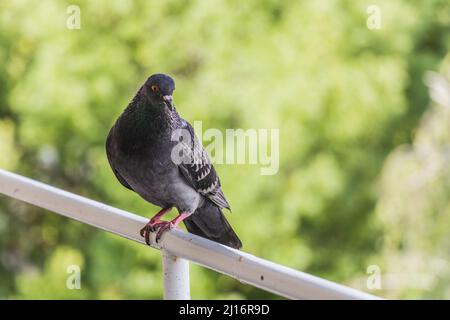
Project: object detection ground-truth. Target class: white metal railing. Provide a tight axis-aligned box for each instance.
[0,168,380,300]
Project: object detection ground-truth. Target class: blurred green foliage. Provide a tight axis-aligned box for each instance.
[0,0,449,299]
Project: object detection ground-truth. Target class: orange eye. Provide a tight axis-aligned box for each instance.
[151,85,159,93]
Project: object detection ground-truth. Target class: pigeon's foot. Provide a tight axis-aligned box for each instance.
[147,207,173,231]
[140,207,172,245]
[154,221,174,243]
[152,211,193,244]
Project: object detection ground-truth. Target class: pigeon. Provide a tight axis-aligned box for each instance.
[106,73,242,249]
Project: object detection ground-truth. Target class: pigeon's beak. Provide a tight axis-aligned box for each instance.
[163,95,174,110]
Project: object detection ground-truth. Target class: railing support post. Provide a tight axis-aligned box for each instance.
[162,250,190,300]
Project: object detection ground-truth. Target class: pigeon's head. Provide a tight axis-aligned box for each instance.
[143,73,176,110]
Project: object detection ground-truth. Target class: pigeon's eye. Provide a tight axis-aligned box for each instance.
[151,85,159,93]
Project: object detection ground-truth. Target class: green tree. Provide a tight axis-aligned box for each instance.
[371,58,450,299]
[0,0,449,299]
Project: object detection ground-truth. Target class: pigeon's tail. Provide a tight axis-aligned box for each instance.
[183,200,242,249]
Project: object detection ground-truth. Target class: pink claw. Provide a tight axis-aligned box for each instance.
[140,207,172,245]
[140,210,191,245]
[154,221,174,243]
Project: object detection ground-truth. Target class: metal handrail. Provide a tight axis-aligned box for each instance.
[0,168,380,300]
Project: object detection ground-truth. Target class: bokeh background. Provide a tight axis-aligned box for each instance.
[1,0,450,299]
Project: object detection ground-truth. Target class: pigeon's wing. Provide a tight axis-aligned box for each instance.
[177,121,231,210]
[106,128,133,191]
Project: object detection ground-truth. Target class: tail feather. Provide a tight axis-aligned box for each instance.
[183,200,242,249]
